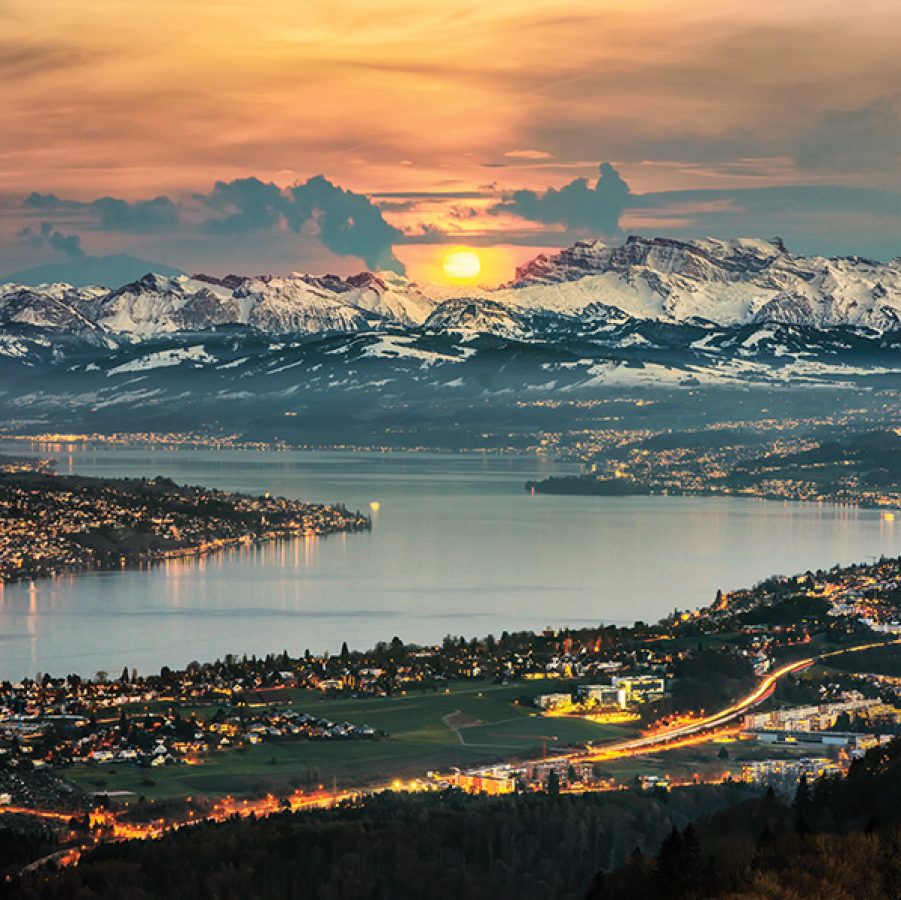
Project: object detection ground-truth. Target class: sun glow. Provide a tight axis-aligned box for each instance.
[442,248,482,282]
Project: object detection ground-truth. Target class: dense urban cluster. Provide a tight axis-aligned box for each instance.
[0,556,897,798]
[0,465,370,584]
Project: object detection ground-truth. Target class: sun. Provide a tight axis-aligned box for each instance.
[442,248,482,282]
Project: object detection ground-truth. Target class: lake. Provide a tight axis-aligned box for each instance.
[0,443,897,681]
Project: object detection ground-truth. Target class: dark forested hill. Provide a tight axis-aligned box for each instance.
[590,737,901,900]
[7,740,901,900]
[5,785,754,900]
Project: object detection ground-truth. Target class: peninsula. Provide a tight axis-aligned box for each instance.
[0,463,370,585]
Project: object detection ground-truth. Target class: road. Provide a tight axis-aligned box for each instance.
[4,637,897,873]
[563,639,899,765]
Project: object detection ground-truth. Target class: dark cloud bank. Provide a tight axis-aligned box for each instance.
[9,159,901,285]
[23,174,405,273]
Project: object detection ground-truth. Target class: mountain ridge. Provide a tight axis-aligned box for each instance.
[1,237,899,415]
[3,236,901,342]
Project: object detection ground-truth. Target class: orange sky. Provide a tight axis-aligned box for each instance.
[2,0,900,280]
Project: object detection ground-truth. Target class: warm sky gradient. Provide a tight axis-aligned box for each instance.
[2,0,901,283]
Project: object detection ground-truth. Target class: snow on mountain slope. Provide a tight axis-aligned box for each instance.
[0,283,113,347]
[503,236,901,329]
[335,271,436,324]
[423,297,534,339]
[0,283,104,330]
[2,238,900,355]
[73,274,244,338]
[106,345,215,375]
[59,270,436,340]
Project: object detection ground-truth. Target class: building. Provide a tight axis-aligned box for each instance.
[611,675,666,705]
[449,767,517,795]
[578,684,628,709]
[743,698,882,733]
[535,692,572,711]
[741,756,841,786]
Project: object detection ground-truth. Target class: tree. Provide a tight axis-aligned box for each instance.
[794,775,812,833]
[545,770,560,797]
[655,825,702,899]
[585,870,608,900]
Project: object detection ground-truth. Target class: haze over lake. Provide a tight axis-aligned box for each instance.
[0,444,897,681]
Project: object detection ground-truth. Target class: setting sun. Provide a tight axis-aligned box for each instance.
[442,248,482,282]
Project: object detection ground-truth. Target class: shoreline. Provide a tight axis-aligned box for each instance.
[0,467,371,588]
[0,433,554,458]
[0,522,371,590]
[526,475,901,514]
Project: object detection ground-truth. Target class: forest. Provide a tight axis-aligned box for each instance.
[6,738,901,899]
[591,736,901,899]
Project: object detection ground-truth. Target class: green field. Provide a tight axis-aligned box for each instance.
[64,681,639,801]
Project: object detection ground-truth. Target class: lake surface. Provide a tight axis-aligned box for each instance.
[0,443,898,681]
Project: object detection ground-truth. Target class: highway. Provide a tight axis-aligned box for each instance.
[565,638,899,765]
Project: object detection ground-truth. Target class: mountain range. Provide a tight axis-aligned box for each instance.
[1,236,899,436]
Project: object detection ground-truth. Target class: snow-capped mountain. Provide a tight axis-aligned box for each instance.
[501,236,901,330]
[62,270,437,340]
[422,297,536,339]
[3,236,900,342]
[0,283,103,330]
[0,237,899,419]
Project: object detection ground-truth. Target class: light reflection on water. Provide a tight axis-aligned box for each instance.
[0,443,896,680]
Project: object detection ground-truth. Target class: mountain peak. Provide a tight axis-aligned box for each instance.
[2,237,900,345]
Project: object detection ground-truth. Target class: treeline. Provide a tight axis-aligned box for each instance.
[589,737,901,899]
[0,821,56,880]
[4,784,755,900]
[7,746,901,899]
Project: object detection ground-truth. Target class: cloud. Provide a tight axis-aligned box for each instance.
[626,183,901,260]
[491,162,630,233]
[18,175,406,273]
[92,196,180,231]
[16,222,84,260]
[0,39,86,79]
[23,192,83,212]
[445,166,901,260]
[503,149,553,160]
[199,175,404,272]
[200,177,286,233]
[285,176,405,272]
[24,192,179,231]
[794,97,901,173]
